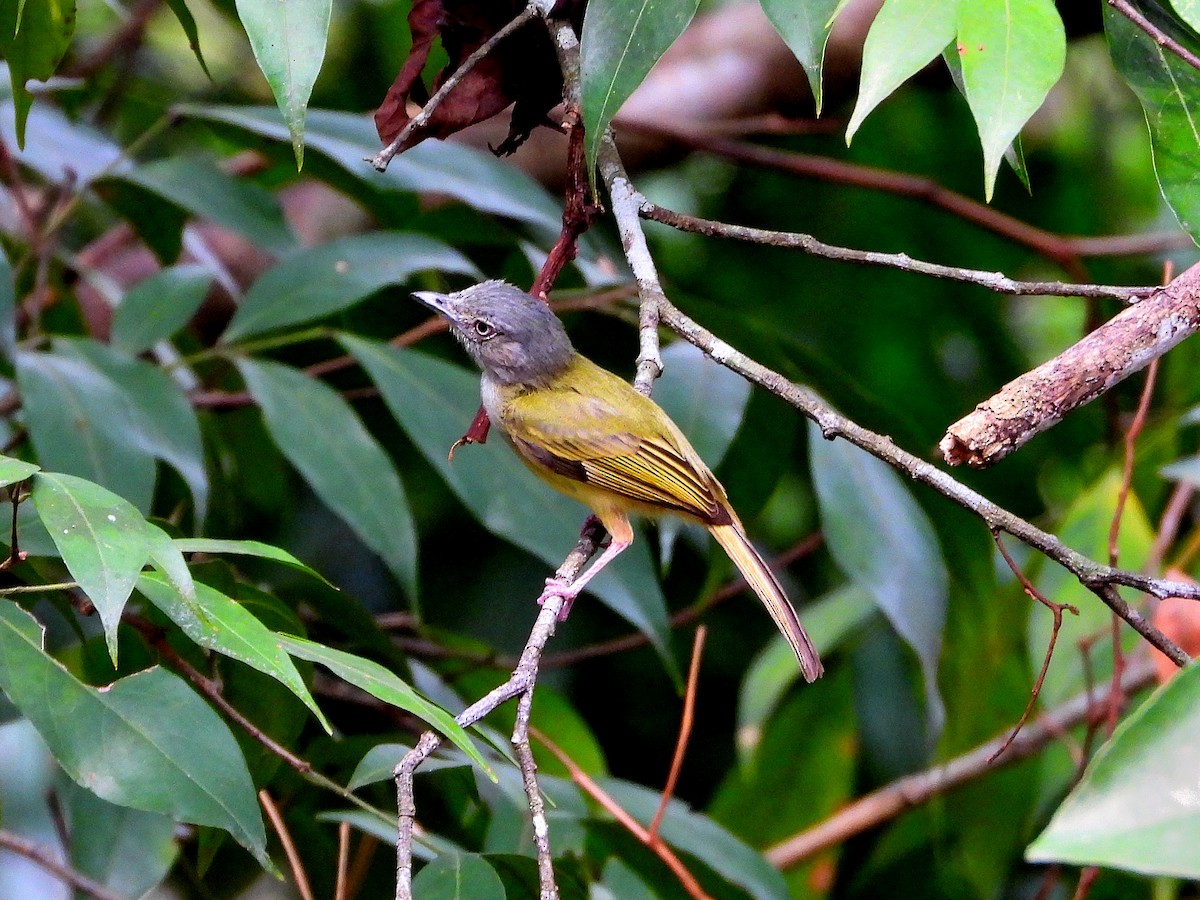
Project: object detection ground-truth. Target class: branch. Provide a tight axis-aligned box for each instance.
[0,829,126,900]
[369,4,540,172]
[766,656,1155,868]
[941,261,1200,468]
[641,203,1150,302]
[1108,0,1200,74]
[393,520,605,900]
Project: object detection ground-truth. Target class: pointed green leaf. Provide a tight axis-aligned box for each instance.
[174,537,332,586]
[1028,662,1200,877]
[1106,1,1200,242]
[655,341,751,467]
[136,571,331,733]
[760,0,843,114]
[55,339,208,524]
[348,742,411,791]
[145,523,196,607]
[809,422,948,733]
[162,0,209,77]
[105,156,294,256]
[237,358,418,596]
[0,603,268,865]
[222,233,477,343]
[234,0,331,167]
[956,0,1065,200]
[848,0,958,140]
[412,852,505,900]
[580,0,701,173]
[179,105,565,234]
[0,0,76,145]
[111,265,214,356]
[17,349,157,512]
[31,471,153,660]
[341,335,674,665]
[0,453,38,487]
[0,94,122,185]
[277,634,491,774]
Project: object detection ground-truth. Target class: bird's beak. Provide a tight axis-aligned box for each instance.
[412,290,455,320]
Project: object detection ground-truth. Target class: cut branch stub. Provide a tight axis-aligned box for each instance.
[941,260,1200,468]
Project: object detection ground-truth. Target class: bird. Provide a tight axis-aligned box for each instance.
[413,280,823,682]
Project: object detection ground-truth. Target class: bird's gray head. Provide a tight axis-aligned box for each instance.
[412,280,575,386]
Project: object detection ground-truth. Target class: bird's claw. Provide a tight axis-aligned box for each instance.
[537,576,576,621]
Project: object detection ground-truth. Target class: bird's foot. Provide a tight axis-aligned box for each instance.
[537,575,578,621]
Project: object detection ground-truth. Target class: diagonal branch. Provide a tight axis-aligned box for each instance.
[1108,0,1200,74]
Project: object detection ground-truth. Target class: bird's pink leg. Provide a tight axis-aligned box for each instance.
[538,513,633,621]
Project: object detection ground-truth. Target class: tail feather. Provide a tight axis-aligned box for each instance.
[709,524,823,682]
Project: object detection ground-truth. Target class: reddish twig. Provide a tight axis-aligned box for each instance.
[767,657,1153,868]
[0,829,124,900]
[261,790,315,900]
[335,821,351,900]
[989,531,1079,763]
[1108,0,1200,73]
[648,626,707,842]
[532,727,713,900]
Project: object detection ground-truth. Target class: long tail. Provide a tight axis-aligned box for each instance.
[709,523,823,682]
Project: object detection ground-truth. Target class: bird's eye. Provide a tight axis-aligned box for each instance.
[473,320,495,338]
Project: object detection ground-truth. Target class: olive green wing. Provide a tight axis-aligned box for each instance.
[501,380,731,525]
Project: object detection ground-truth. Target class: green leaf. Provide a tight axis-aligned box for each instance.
[1027,662,1200,877]
[599,778,790,900]
[111,265,214,355]
[222,233,478,343]
[55,339,209,524]
[31,471,154,661]
[237,358,418,597]
[277,634,492,775]
[580,0,701,174]
[760,0,842,114]
[736,584,876,763]
[174,537,332,586]
[341,336,674,665]
[956,0,1065,200]
[0,0,76,145]
[145,522,196,607]
[59,779,178,898]
[105,156,294,256]
[0,453,38,487]
[1106,1,1200,242]
[847,0,958,140]
[809,422,948,734]
[17,349,157,512]
[180,105,566,235]
[412,852,506,900]
[136,572,331,733]
[162,0,209,77]
[0,603,268,865]
[233,0,331,167]
[1170,0,1200,32]
[1029,470,1152,706]
[347,742,411,790]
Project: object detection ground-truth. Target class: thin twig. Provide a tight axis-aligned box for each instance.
[0,829,125,900]
[532,727,714,900]
[766,657,1154,868]
[336,821,352,900]
[370,5,540,171]
[989,532,1078,762]
[603,179,1197,660]
[649,626,706,842]
[1108,0,1200,73]
[393,520,605,900]
[260,790,315,900]
[641,203,1151,303]
[512,688,557,894]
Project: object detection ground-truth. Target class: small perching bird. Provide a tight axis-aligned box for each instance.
[414,280,823,682]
